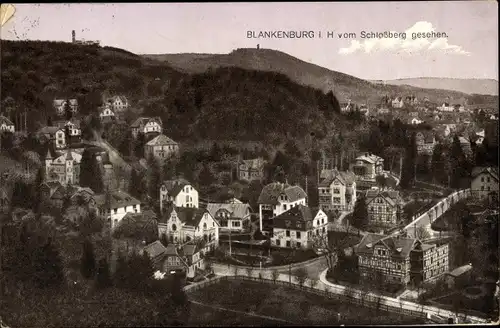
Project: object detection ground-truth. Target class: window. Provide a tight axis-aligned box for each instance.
[172,224,177,231]
[283,204,287,211]
[232,221,241,227]
[296,242,301,248]
[286,230,290,237]
[286,240,291,247]
[296,231,301,239]
[276,239,280,246]
[481,177,484,182]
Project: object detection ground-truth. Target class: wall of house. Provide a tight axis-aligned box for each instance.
[175,186,199,208]
[367,196,399,227]
[109,204,141,229]
[0,123,15,132]
[423,244,449,281]
[258,197,307,232]
[471,173,498,200]
[144,122,161,134]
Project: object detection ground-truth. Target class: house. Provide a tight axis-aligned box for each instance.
[54,119,81,144]
[160,178,199,213]
[144,134,179,161]
[0,115,15,133]
[358,104,369,116]
[365,189,404,228]
[104,95,129,112]
[131,117,163,138]
[37,126,66,149]
[410,117,424,125]
[67,185,96,207]
[470,167,499,201]
[340,100,353,113]
[44,149,82,186]
[378,107,390,115]
[439,103,453,112]
[257,182,307,235]
[158,206,219,253]
[444,264,473,289]
[40,181,67,208]
[206,202,252,232]
[355,234,449,286]
[349,153,384,181]
[453,104,465,113]
[53,99,78,117]
[415,130,436,155]
[391,97,404,108]
[238,157,266,181]
[98,104,116,123]
[404,95,418,105]
[155,243,205,278]
[318,169,357,213]
[271,205,328,249]
[94,190,142,229]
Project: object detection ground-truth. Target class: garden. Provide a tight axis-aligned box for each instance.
[187,279,424,326]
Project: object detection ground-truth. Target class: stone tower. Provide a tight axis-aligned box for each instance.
[72,30,76,43]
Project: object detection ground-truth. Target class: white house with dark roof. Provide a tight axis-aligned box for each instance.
[392,97,404,108]
[104,95,129,112]
[257,182,307,234]
[365,189,404,228]
[144,134,179,161]
[131,117,163,138]
[158,206,219,253]
[94,190,142,229]
[206,202,252,232]
[53,99,78,116]
[355,233,449,286]
[470,167,499,202]
[318,169,357,213]
[159,178,199,213]
[98,104,116,122]
[0,115,15,133]
[271,205,328,249]
[349,153,384,181]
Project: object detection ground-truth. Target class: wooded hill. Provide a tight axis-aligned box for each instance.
[1,40,356,147]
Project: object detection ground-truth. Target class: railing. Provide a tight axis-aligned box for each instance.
[186,275,429,320]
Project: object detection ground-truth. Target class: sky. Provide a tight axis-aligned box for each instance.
[1,2,498,81]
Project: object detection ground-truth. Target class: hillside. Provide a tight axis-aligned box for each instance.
[143,48,471,104]
[372,77,499,96]
[0,40,355,145]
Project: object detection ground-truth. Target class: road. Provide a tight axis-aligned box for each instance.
[209,265,487,324]
[88,130,132,173]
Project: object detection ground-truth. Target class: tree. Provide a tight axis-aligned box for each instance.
[198,163,215,187]
[113,252,129,288]
[79,149,104,193]
[271,269,279,283]
[284,139,302,158]
[400,133,417,189]
[450,135,469,189]
[129,168,143,200]
[431,143,447,185]
[165,273,191,326]
[308,229,338,271]
[147,153,161,200]
[415,225,431,240]
[32,238,65,289]
[10,179,33,210]
[351,196,369,230]
[64,99,73,120]
[32,168,45,213]
[375,174,387,190]
[294,267,308,287]
[80,238,96,279]
[95,258,112,289]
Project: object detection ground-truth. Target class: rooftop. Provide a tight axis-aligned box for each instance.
[257,182,307,205]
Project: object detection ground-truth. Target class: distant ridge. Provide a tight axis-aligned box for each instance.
[370,77,498,96]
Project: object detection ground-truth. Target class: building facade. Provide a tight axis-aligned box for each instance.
[44,149,82,186]
[0,115,15,133]
[470,167,499,201]
[238,157,266,181]
[38,126,66,149]
[257,182,307,235]
[53,99,78,117]
[350,153,384,181]
[356,233,449,286]
[318,169,357,213]
[158,206,219,254]
[365,189,404,228]
[144,134,179,161]
[95,190,142,229]
[415,130,436,155]
[206,202,252,232]
[271,205,328,249]
[159,178,199,213]
[131,117,162,138]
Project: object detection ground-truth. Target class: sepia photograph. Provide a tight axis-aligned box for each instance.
[0,2,498,327]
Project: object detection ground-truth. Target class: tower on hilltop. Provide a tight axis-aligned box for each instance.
[72,30,76,43]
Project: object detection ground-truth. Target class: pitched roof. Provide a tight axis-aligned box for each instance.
[355,233,418,259]
[54,119,81,129]
[273,205,322,231]
[113,212,158,242]
[142,240,167,259]
[355,153,384,164]
[0,115,14,126]
[162,178,192,197]
[106,95,129,105]
[52,151,82,164]
[130,117,162,128]
[446,264,472,278]
[146,134,178,146]
[471,167,499,180]
[365,189,403,207]
[257,182,307,205]
[206,203,252,219]
[163,206,210,228]
[94,190,141,208]
[319,169,356,187]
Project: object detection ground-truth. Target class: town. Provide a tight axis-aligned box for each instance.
[1,6,499,327]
